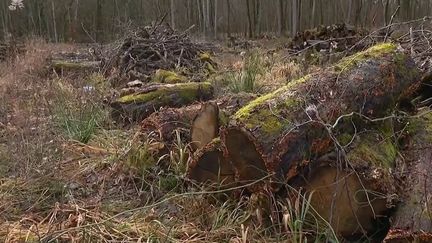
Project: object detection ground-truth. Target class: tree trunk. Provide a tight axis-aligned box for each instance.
[254,0,261,37]
[95,0,103,42]
[384,113,432,242]
[221,43,419,191]
[246,0,253,38]
[277,0,284,36]
[111,82,214,123]
[51,0,58,42]
[226,0,231,37]
[292,0,298,36]
[214,0,218,38]
[170,0,175,29]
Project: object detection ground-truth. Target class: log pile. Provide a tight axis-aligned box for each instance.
[106,24,215,85]
[160,43,432,241]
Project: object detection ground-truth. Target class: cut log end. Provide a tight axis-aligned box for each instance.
[224,128,268,187]
[294,166,390,239]
[188,140,235,187]
[191,102,219,150]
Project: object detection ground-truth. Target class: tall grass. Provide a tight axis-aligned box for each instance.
[51,78,107,144]
[228,51,264,93]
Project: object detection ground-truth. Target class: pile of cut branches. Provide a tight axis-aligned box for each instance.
[106,24,214,85]
[289,23,370,54]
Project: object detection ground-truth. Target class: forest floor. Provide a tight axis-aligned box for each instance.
[0,38,322,242]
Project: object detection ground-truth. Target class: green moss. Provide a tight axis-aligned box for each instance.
[218,111,230,126]
[234,76,309,120]
[159,174,180,191]
[334,43,397,72]
[232,76,307,134]
[152,69,188,84]
[199,52,211,61]
[117,82,212,104]
[347,131,397,169]
[407,111,432,143]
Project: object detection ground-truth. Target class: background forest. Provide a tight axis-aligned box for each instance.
[2,0,432,42]
[2,0,432,242]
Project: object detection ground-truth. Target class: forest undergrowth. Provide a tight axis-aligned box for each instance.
[0,39,327,242]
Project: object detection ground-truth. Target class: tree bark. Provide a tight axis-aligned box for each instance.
[384,113,432,242]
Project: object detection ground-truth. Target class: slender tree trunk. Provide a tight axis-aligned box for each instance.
[226,0,231,37]
[277,0,284,36]
[347,0,353,24]
[95,0,103,42]
[311,0,316,27]
[292,0,298,36]
[246,0,253,38]
[170,0,175,29]
[214,0,218,38]
[254,0,261,37]
[51,0,58,42]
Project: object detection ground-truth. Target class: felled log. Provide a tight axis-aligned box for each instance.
[111,82,214,123]
[222,43,420,189]
[51,60,101,73]
[384,112,432,242]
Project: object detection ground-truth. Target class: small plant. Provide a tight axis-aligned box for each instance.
[228,51,264,93]
[52,78,107,143]
[282,191,338,243]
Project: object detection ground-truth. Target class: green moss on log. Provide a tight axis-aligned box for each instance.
[117,82,212,104]
[233,76,309,135]
[406,111,432,143]
[334,43,396,72]
[347,133,397,169]
[152,69,188,84]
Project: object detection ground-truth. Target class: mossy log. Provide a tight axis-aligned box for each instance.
[111,82,214,123]
[51,60,101,73]
[222,43,420,189]
[384,112,432,242]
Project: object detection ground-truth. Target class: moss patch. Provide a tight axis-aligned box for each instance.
[334,43,397,72]
[347,131,397,169]
[152,69,188,84]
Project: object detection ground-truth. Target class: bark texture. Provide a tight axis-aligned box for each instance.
[385,112,432,242]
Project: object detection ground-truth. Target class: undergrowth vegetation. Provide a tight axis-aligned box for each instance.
[0,40,335,242]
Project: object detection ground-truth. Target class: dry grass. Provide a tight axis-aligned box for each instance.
[0,40,333,243]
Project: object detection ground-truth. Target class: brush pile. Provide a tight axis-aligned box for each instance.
[289,23,370,53]
[0,41,25,61]
[107,24,215,85]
